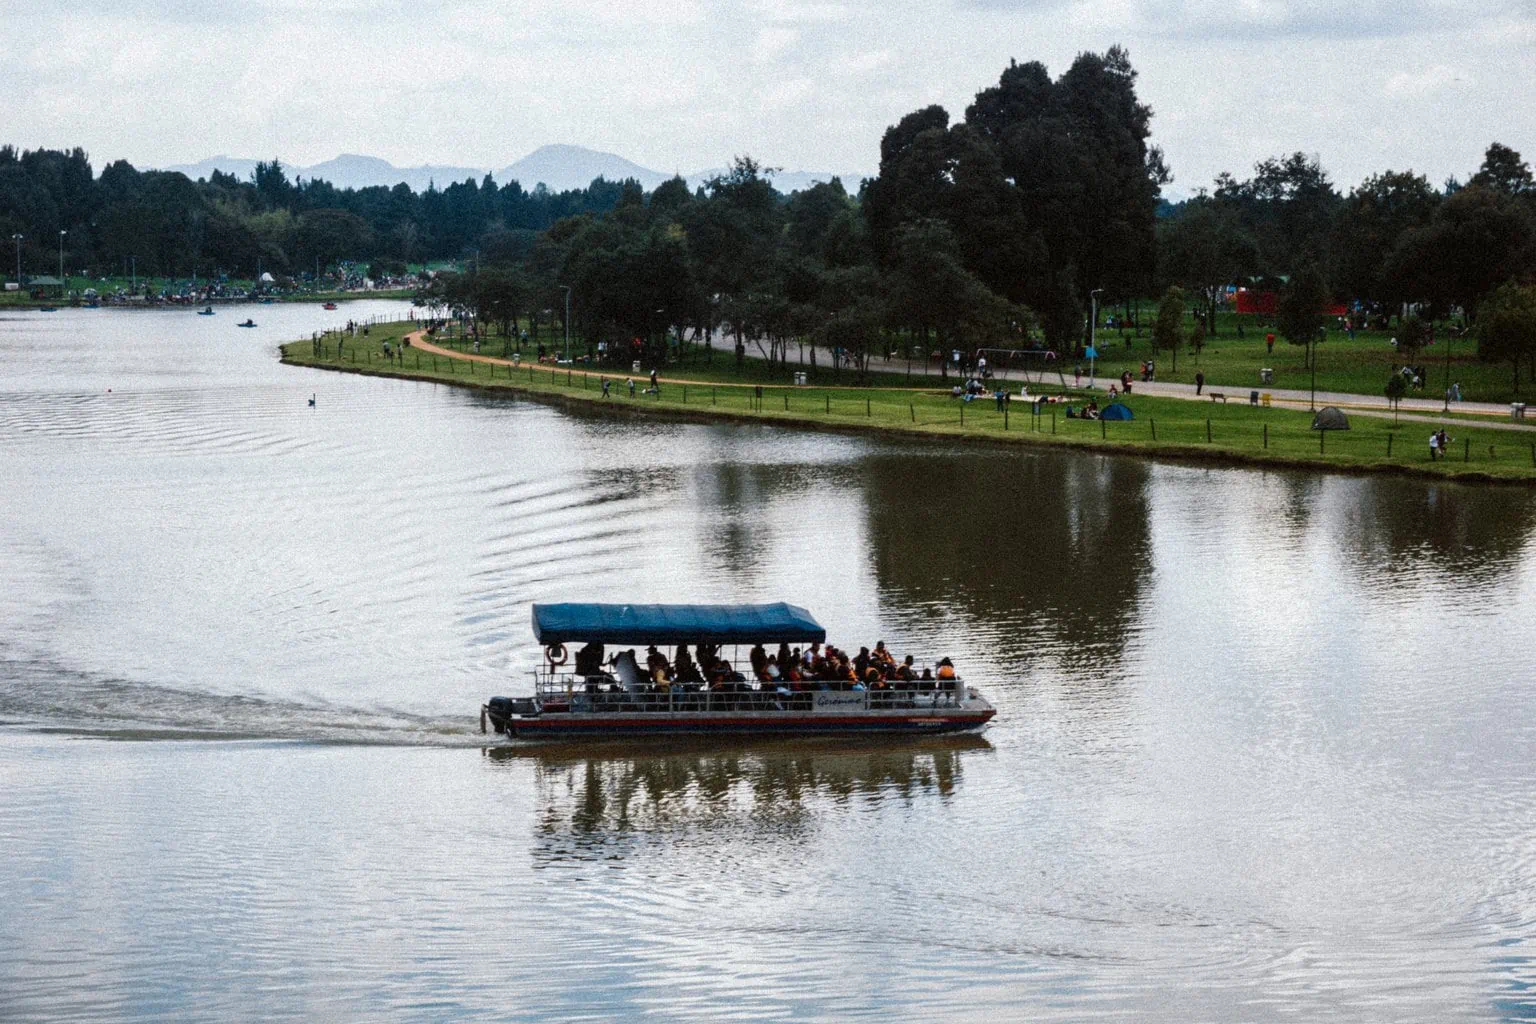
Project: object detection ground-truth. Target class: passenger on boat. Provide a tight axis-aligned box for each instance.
[854,646,871,680]
[574,641,605,677]
[936,658,957,688]
[611,650,643,691]
[873,641,896,670]
[776,642,793,672]
[895,655,917,682]
[749,643,769,678]
[646,646,670,677]
[673,644,704,685]
[919,667,935,690]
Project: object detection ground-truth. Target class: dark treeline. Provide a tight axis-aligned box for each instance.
[0,146,630,281]
[6,45,1535,380]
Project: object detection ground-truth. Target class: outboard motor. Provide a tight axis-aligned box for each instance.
[485,696,517,735]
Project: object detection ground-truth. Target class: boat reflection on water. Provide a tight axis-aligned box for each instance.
[484,735,991,861]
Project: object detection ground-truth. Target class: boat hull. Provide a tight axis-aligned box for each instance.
[499,706,995,740]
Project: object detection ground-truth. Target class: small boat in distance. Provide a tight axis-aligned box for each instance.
[197,306,215,315]
[39,306,58,312]
[237,319,257,328]
[322,302,338,310]
[483,602,996,741]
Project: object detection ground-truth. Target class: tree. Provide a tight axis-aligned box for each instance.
[1469,143,1534,198]
[1478,281,1536,395]
[1152,286,1184,374]
[1397,314,1432,364]
[1384,373,1406,423]
[1384,185,1534,316]
[1278,263,1329,368]
[1158,197,1257,337]
[1329,170,1439,304]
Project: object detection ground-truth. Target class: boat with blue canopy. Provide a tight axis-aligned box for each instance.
[482,602,996,740]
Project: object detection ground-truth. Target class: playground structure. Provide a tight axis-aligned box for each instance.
[974,347,1069,391]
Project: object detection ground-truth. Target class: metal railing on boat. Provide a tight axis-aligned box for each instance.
[531,675,970,714]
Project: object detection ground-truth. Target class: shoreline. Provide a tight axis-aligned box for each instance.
[279,335,1536,488]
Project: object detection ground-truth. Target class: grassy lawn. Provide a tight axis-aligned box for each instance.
[282,322,1536,483]
[1082,310,1527,405]
[427,311,1534,405]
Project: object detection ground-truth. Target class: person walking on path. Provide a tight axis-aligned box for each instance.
[1195,371,1205,396]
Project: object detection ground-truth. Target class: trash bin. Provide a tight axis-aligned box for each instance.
[1260,368,1274,385]
[794,372,807,386]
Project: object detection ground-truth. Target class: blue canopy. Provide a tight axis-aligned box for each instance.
[531,602,826,647]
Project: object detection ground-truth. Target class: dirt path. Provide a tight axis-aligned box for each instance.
[401,329,1536,434]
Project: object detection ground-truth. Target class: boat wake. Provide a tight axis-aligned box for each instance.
[0,654,485,747]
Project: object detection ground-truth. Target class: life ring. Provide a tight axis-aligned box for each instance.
[545,644,568,667]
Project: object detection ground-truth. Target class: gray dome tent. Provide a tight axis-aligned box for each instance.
[1311,406,1350,430]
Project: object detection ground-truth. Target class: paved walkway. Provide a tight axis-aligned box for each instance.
[403,330,1536,434]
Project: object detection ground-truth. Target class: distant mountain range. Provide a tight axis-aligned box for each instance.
[159,145,867,196]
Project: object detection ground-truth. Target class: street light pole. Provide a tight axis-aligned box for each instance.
[10,233,20,288]
[1089,288,1103,389]
[1440,321,1451,412]
[130,255,136,292]
[560,285,571,363]
[58,230,66,291]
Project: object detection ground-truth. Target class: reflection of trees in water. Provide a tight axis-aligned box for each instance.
[486,739,984,864]
[859,449,1153,671]
[1333,477,1536,590]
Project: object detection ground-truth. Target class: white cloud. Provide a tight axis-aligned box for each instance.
[1385,65,1469,97]
[751,27,801,65]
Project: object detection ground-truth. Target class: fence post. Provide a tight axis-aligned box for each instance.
[713,387,717,406]
[1387,433,1393,457]
[1150,418,1156,441]
[1051,411,1056,434]
[1320,429,1325,454]
[961,404,965,427]
[1101,416,1106,440]
[1206,418,1212,443]
[1263,423,1268,449]
[910,403,914,423]
[866,397,871,417]
[825,394,829,414]
[1531,443,1535,468]
[784,393,788,411]
[1004,404,1008,430]
[1464,438,1469,462]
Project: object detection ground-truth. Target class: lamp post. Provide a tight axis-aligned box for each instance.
[58,230,66,291]
[560,285,571,363]
[1089,288,1103,389]
[130,255,136,293]
[10,233,20,287]
[1440,320,1451,412]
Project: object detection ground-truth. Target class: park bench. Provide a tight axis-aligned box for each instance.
[1209,392,1228,403]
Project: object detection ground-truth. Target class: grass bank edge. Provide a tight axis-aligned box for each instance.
[278,334,1536,486]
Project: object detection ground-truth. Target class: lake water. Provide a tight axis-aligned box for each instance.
[3,303,1536,1021]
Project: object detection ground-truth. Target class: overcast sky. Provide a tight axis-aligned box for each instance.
[3,0,1533,195]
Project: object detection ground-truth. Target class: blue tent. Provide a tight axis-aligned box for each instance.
[531,603,826,646]
[1099,402,1134,421]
